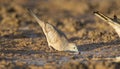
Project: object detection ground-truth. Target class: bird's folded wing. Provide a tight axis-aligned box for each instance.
[45,23,61,43]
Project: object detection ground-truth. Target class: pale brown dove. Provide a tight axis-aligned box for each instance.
[28,9,79,53]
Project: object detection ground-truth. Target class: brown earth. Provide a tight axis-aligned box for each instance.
[0,0,120,69]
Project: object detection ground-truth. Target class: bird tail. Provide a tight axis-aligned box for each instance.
[93,11,118,27]
[28,9,45,28]
[93,11,112,22]
[94,11,120,37]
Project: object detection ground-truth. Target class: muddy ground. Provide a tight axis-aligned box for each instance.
[0,0,120,69]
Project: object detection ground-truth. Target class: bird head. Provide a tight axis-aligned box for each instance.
[66,43,79,54]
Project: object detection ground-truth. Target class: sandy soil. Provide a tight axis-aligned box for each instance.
[0,0,120,69]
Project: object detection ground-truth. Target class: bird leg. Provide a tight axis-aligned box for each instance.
[48,45,53,51]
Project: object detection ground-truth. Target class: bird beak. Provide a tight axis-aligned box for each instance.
[73,51,80,54]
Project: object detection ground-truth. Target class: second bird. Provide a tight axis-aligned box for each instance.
[94,11,120,37]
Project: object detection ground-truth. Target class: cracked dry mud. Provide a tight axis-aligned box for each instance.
[0,0,120,69]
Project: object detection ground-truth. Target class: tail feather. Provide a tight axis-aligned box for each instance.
[93,11,117,27]
[93,11,112,22]
[28,9,45,28]
[94,11,120,37]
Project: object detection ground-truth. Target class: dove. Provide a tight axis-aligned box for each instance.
[94,11,120,37]
[28,9,79,53]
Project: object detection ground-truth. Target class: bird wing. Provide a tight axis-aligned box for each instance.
[45,23,61,43]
